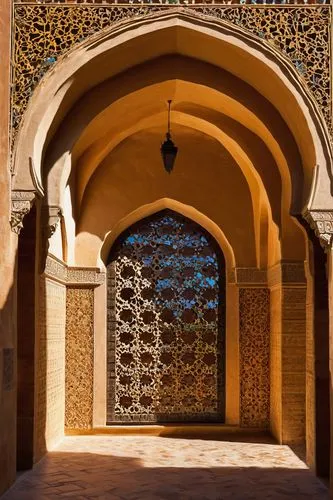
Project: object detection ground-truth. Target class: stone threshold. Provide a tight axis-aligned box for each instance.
[65,425,273,441]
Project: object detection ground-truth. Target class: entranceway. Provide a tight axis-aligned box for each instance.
[106,210,225,424]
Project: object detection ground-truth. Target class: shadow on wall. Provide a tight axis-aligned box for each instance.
[1,449,329,500]
[0,279,17,495]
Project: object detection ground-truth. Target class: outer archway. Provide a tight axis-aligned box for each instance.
[8,6,333,491]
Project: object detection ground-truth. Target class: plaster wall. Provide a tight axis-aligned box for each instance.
[35,277,66,461]
[269,264,307,444]
[75,126,257,268]
[305,252,315,468]
[0,0,17,494]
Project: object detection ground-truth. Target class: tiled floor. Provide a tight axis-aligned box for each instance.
[1,434,329,499]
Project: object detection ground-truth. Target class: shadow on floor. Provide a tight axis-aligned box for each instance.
[1,448,329,500]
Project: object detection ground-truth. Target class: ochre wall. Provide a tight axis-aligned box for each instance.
[75,126,257,268]
[269,263,307,444]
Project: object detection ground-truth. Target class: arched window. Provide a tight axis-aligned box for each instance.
[107,210,225,423]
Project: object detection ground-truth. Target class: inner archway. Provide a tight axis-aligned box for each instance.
[106,209,226,424]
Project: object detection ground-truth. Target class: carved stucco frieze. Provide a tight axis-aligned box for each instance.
[10,190,35,234]
[11,4,331,155]
[267,261,306,288]
[304,210,333,251]
[44,254,105,286]
[234,267,267,286]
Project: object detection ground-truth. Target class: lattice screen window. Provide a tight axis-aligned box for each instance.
[107,210,226,423]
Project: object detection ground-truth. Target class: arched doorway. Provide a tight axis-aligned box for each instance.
[106,209,226,424]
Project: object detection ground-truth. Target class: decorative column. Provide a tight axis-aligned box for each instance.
[236,268,270,429]
[268,261,307,444]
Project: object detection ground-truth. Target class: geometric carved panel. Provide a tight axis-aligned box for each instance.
[239,287,270,428]
[107,210,225,423]
[65,287,94,429]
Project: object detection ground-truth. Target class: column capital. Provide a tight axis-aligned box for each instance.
[303,209,333,252]
[10,190,35,234]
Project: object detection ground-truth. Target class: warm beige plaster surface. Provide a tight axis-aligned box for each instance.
[75,126,257,268]
[44,60,303,261]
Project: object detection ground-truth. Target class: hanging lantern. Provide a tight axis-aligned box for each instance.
[161,100,178,173]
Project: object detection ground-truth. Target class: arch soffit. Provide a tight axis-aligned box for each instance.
[51,72,293,215]
[12,10,332,214]
[98,198,236,271]
[76,105,282,221]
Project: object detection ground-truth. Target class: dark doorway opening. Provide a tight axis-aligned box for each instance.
[311,235,330,479]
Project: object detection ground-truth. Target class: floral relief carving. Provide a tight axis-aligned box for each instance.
[11,4,331,154]
[65,287,94,429]
[239,287,270,428]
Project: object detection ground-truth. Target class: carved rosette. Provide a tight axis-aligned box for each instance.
[304,210,333,251]
[10,191,35,234]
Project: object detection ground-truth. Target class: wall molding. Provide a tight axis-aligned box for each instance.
[267,261,306,288]
[44,254,105,286]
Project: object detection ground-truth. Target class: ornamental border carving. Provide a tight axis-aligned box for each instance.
[45,254,105,286]
[267,261,306,288]
[233,267,267,286]
[11,3,331,155]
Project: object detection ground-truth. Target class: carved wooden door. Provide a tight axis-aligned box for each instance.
[107,210,225,423]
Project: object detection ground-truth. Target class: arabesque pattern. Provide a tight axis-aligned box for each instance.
[107,210,225,423]
[65,287,94,429]
[239,287,270,428]
[12,4,331,154]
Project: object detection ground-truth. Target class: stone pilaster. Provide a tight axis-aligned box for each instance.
[268,262,307,443]
[43,255,105,431]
